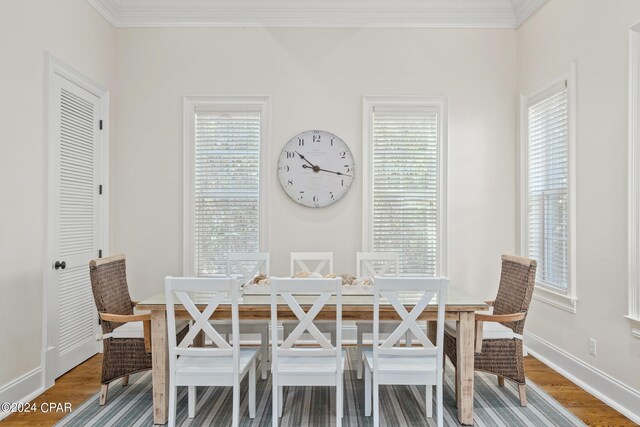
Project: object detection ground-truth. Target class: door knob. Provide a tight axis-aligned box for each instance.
[54,261,66,270]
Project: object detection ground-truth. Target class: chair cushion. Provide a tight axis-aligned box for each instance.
[112,321,144,339]
[112,320,188,339]
[444,319,516,340]
[176,348,258,375]
[276,349,347,374]
[363,349,437,374]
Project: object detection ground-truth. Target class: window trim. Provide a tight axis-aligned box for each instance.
[182,96,270,276]
[519,63,577,314]
[362,96,448,277]
[627,25,640,338]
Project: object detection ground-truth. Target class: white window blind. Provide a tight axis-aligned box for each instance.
[526,84,569,292]
[193,110,261,276]
[371,106,439,275]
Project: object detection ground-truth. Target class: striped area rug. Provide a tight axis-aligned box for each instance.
[56,349,585,426]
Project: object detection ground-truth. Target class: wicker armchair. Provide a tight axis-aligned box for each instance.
[443,255,537,406]
[89,254,164,405]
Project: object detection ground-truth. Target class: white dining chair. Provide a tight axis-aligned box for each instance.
[225,252,270,379]
[364,276,448,427]
[290,251,334,275]
[284,252,336,346]
[270,277,344,427]
[354,252,413,379]
[165,276,257,427]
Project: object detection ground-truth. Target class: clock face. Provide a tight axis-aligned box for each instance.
[278,130,354,208]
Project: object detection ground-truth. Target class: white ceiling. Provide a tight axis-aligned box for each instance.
[87,0,547,28]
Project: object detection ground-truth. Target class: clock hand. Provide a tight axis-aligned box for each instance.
[302,164,352,177]
[295,151,318,170]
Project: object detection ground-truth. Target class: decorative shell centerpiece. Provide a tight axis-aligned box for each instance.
[242,271,375,295]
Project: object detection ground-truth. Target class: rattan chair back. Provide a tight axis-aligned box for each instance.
[89,254,134,334]
[492,255,537,335]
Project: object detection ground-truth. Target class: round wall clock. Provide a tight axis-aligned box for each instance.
[278,130,354,208]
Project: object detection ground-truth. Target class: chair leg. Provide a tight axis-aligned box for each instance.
[364,363,371,416]
[188,386,196,418]
[168,384,177,427]
[356,328,364,380]
[261,324,269,380]
[121,375,129,387]
[373,378,380,427]
[425,385,433,418]
[272,375,279,427]
[278,386,284,417]
[437,376,444,427]
[518,384,527,406]
[405,331,412,347]
[283,323,292,342]
[99,384,109,406]
[330,324,337,347]
[336,374,343,426]
[232,380,240,427]
[249,360,256,418]
[498,375,505,387]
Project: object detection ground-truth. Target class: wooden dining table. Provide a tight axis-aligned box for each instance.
[137,285,488,425]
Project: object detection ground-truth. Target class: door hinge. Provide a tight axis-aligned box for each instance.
[99,120,103,130]
[98,249,103,258]
[99,184,103,195]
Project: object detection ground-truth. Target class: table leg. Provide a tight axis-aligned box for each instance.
[194,330,205,347]
[427,320,437,344]
[456,312,475,425]
[151,310,169,425]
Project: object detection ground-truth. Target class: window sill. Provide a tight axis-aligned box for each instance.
[532,286,577,314]
[624,316,640,339]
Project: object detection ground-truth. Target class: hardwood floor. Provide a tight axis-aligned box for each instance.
[0,355,102,427]
[1,354,636,426]
[523,357,638,427]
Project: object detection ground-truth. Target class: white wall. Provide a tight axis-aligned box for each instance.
[113,27,517,301]
[0,0,115,391]
[518,0,640,418]
[2,0,638,421]
[2,0,639,420]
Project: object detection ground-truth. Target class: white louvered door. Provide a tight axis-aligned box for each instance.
[51,73,102,377]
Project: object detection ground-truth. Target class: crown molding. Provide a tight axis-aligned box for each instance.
[510,0,547,26]
[86,0,547,29]
[86,0,118,25]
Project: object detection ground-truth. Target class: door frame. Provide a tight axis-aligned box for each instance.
[42,53,110,389]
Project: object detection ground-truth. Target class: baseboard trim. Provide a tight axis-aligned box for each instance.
[524,331,640,424]
[0,367,44,421]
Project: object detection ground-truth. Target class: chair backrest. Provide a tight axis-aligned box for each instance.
[165,276,240,364]
[227,252,270,282]
[493,255,537,335]
[270,277,342,364]
[290,252,333,276]
[89,254,134,334]
[373,277,448,366]
[356,252,399,278]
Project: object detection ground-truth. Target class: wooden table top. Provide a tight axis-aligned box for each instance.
[137,284,488,313]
